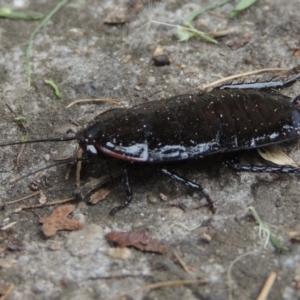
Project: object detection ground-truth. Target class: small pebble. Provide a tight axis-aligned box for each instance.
[159,193,168,201]
[147,194,158,204]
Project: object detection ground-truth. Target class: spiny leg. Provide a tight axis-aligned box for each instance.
[220,73,300,90]
[292,94,300,105]
[227,162,300,174]
[161,168,216,214]
[224,154,300,174]
[109,168,132,215]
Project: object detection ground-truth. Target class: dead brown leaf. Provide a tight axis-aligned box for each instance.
[89,189,111,204]
[257,145,298,167]
[106,230,169,254]
[153,45,164,57]
[39,205,84,237]
[292,48,300,57]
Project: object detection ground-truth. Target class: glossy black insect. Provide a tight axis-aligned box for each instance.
[2,73,300,215]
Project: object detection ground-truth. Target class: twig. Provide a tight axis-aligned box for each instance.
[5,191,40,205]
[256,272,277,300]
[107,279,207,300]
[1,222,17,230]
[0,284,15,300]
[200,68,289,90]
[19,197,75,210]
[26,0,69,87]
[66,98,120,108]
[173,250,196,277]
[76,148,83,187]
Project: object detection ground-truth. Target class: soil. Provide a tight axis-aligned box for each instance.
[0,0,300,299]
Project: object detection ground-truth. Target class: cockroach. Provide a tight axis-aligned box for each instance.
[2,73,300,215]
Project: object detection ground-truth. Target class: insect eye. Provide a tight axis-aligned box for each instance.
[86,144,98,155]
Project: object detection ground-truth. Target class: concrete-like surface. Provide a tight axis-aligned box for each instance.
[0,0,300,299]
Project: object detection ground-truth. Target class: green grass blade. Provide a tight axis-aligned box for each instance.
[231,0,258,18]
[26,0,69,88]
[0,7,43,20]
[185,0,234,24]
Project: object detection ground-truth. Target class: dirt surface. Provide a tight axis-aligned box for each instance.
[1,0,300,299]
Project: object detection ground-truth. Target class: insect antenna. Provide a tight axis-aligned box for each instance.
[9,156,88,184]
[0,136,83,183]
[0,136,76,147]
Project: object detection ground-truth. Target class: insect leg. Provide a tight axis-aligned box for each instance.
[109,168,132,215]
[161,168,216,214]
[220,73,300,90]
[227,162,300,174]
[281,73,300,87]
[292,94,300,105]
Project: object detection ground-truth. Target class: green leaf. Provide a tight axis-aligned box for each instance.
[26,0,69,87]
[176,25,218,44]
[231,0,258,18]
[0,7,43,20]
[176,26,197,41]
[185,0,234,24]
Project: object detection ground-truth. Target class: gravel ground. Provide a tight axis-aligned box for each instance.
[0,1,300,299]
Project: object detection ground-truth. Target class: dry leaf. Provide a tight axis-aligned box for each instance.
[39,205,84,237]
[106,230,169,254]
[292,48,300,57]
[89,189,111,204]
[153,45,164,56]
[257,145,298,167]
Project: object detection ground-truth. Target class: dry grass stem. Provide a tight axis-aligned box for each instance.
[256,272,277,300]
[107,279,207,300]
[200,68,289,90]
[66,98,120,108]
